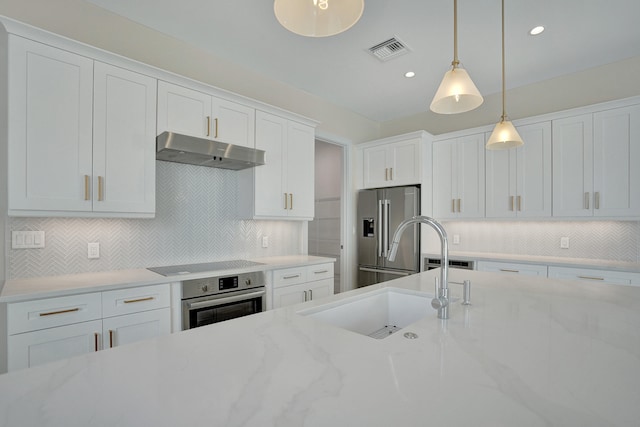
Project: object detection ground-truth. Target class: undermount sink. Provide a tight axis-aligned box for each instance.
[297,287,434,339]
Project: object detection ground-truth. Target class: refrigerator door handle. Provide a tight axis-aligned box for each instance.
[383,199,390,258]
[377,200,383,257]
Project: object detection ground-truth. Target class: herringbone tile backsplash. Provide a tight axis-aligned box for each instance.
[423,220,640,262]
[8,162,304,279]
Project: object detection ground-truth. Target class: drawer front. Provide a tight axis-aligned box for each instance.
[8,293,102,335]
[306,263,334,281]
[548,266,637,285]
[102,284,170,318]
[273,267,307,287]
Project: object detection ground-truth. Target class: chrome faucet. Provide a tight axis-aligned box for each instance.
[387,216,450,319]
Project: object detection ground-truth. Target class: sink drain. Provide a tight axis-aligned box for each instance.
[403,332,419,339]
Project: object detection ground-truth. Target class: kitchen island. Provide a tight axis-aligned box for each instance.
[0,268,639,426]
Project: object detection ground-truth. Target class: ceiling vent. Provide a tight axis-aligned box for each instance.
[368,37,410,62]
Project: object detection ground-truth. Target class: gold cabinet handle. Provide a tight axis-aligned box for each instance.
[451,199,455,213]
[206,116,211,137]
[214,118,219,138]
[289,193,293,210]
[595,192,600,209]
[584,192,590,210]
[510,195,514,211]
[389,167,393,180]
[284,193,288,210]
[578,275,605,281]
[98,176,104,201]
[84,175,90,200]
[94,332,99,352]
[109,330,114,348]
[39,307,80,317]
[123,296,154,304]
[457,198,461,213]
[385,168,388,181]
[517,195,522,211]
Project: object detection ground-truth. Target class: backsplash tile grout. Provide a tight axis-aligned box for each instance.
[7,162,304,279]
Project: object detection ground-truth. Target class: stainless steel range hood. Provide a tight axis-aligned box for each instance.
[156,131,266,170]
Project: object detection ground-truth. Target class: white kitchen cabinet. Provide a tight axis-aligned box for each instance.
[238,110,315,220]
[552,106,640,217]
[485,122,552,218]
[476,261,548,277]
[548,266,640,286]
[6,284,171,372]
[7,36,157,217]
[157,80,255,148]
[271,263,334,309]
[362,137,422,189]
[432,133,485,219]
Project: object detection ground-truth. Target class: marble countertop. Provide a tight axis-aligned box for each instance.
[423,251,640,272]
[0,255,335,303]
[1,268,639,426]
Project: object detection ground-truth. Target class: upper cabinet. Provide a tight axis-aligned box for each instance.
[552,105,640,217]
[7,36,156,217]
[157,81,255,148]
[362,137,422,189]
[238,110,315,220]
[432,133,485,219]
[486,122,552,218]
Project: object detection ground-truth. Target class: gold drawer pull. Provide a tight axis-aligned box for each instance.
[284,193,288,210]
[578,276,605,281]
[283,274,300,280]
[499,269,520,273]
[517,195,522,211]
[98,176,104,201]
[214,118,219,138]
[206,116,211,137]
[84,175,90,200]
[289,193,293,210]
[123,296,154,304]
[39,307,80,317]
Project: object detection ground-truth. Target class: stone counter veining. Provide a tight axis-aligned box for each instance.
[0,268,639,426]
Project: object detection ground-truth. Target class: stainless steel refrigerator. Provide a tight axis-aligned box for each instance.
[357,186,420,287]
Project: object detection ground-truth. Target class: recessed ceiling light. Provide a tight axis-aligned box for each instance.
[405,71,415,78]
[529,26,545,36]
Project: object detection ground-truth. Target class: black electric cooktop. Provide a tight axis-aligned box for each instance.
[147,260,264,277]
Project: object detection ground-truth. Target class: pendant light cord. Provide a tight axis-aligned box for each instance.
[501,0,506,121]
[452,0,459,68]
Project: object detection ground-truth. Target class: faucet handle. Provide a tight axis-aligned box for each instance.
[431,277,448,310]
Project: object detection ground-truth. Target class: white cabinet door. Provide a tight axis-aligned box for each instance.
[286,120,315,219]
[362,138,422,189]
[212,97,255,148]
[157,81,211,138]
[8,36,94,213]
[241,111,315,220]
[93,62,156,215]
[486,122,551,218]
[272,283,308,309]
[253,111,287,217]
[102,308,171,350]
[307,278,334,302]
[593,105,640,217]
[552,114,594,217]
[8,320,102,371]
[433,134,484,219]
[476,261,548,277]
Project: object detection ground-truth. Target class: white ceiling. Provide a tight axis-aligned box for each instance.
[87,0,640,123]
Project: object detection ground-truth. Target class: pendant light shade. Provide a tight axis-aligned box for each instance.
[274,0,364,37]
[430,0,483,114]
[486,0,523,150]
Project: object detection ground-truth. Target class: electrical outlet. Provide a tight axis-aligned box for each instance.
[560,237,570,249]
[88,242,100,259]
[453,234,460,245]
[262,236,269,248]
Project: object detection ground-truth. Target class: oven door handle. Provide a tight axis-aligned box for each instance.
[186,289,266,310]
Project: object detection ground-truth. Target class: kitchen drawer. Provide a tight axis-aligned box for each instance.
[8,292,102,335]
[102,284,170,318]
[548,266,639,286]
[273,267,307,287]
[306,263,334,282]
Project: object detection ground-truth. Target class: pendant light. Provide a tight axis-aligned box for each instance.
[486,0,524,150]
[430,0,483,114]
[274,0,364,38]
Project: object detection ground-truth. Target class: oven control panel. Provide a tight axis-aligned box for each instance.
[182,271,265,299]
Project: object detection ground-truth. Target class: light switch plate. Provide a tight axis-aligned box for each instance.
[560,237,570,249]
[12,231,45,249]
[262,236,269,248]
[88,242,100,259]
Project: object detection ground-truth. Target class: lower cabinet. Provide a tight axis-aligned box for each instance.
[476,261,548,277]
[548,266,640,286]
[7,284,171,372]
[271,263,334,309]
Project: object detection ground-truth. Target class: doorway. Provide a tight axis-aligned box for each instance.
[308,140,345,294]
